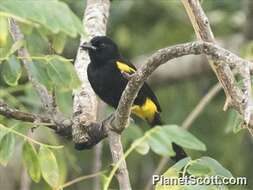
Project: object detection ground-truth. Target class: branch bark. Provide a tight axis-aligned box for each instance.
[181,0,253,132]
[72,0,131,189]
[182,83,222,129]
[145,83,222,190]
[9,20,54,113]
[111,41,253,134]
[8,19,71,134]
[1,41,252,140]
[0,100,56,130]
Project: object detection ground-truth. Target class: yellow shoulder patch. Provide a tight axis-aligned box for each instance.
[116,61,135,73]
[131,98,158,122]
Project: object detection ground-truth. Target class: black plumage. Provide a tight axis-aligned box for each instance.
[81,36,186,161]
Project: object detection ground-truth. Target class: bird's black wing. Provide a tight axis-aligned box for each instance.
[117,55,161,112]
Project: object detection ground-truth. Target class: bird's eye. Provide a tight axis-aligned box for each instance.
[100,43,106,48]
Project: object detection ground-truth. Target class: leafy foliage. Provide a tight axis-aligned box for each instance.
[0,16,8,47]
[0,132,15,166]
[2,55,22,86]
[38,146,60,188]
[156,157,233,190]
[134,125,206,157]
[0,0,84,37]
[28,55,81,91]
[0,0,251,190]
[22,141,41,183]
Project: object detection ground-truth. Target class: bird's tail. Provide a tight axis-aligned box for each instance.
[150,112,187,162]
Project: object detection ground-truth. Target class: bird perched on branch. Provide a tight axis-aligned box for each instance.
[81,36,187,162]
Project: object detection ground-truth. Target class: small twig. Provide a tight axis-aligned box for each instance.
[0,100,56,130]
[92,143,103,190]
[107,130,131,190]
[112,41,253,133]
[19,166,31,190]
[182,83,222,129]
[93,100,106,190]
[9,19,55,114]
[181,0,253,132]
[72,0,131,189]
[144,83,222,190]
[144,156,169,190]
[57,170,107,190]
[8,19,72,135]
[0,124,63,149]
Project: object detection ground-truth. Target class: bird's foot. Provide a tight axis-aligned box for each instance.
[121,71,134,80]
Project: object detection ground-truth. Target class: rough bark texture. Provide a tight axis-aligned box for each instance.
[72,1,131,189]
[2,41,253,139]
[0,101,55,129]
[72,0,110,145]
[0,2,252,190]
[181,0,253,131]
[9,20,54,113]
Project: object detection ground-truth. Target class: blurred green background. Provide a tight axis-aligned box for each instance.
[0,0,252,190]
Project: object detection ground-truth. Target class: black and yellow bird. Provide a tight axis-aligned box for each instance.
[81,36,187,162]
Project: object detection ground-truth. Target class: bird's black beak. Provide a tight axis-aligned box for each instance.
[81,42,96,51]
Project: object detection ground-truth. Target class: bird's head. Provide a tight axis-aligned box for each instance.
[81,36,120,64]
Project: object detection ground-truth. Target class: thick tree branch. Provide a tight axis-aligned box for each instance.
[0,100,56,130]
[181,0,253,131]
[111,41,253,133]
[72,0,131,189]
[9,20,55,114]
[1,41,251,142]
[8,19,71,134]
[147,55,211,86]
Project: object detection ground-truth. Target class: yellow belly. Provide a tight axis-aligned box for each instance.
[131,98,158,123]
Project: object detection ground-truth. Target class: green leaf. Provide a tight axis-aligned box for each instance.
[194,157,233,178]
[163,125,206,151]
[137,125,206,157]
[0,127,8,142]
[8,39,24,56]
[2,55,22,86]
[163,157,191,177]
[51,33,66,54]
[146,127,175,156]
[0,133,15,166]
[156,158,190,190]
[134,139,150,155]
[55,89,73,116]
[0,0,84,37]
[225,110,243,133]
[28,60,52,90]
[46,57,80,90]
[22,141,41,183]
[0,16,8,47]
[123,124,144,143]
[187,162,212,176]
[38,146,60,188]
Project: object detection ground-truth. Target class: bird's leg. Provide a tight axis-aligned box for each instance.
[121,71,134,80]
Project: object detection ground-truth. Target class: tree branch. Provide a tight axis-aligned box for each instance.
[145,83,222,190]
[1,41,251,143]
[9,19,55,114]
[0,100,56,130]
[111,41,253,133]
[182,83,222,129]
[8,19,71,134]
[72,0,132,189]
[181,0,253,132]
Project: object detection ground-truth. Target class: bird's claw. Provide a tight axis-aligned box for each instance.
[121,71,133,80]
